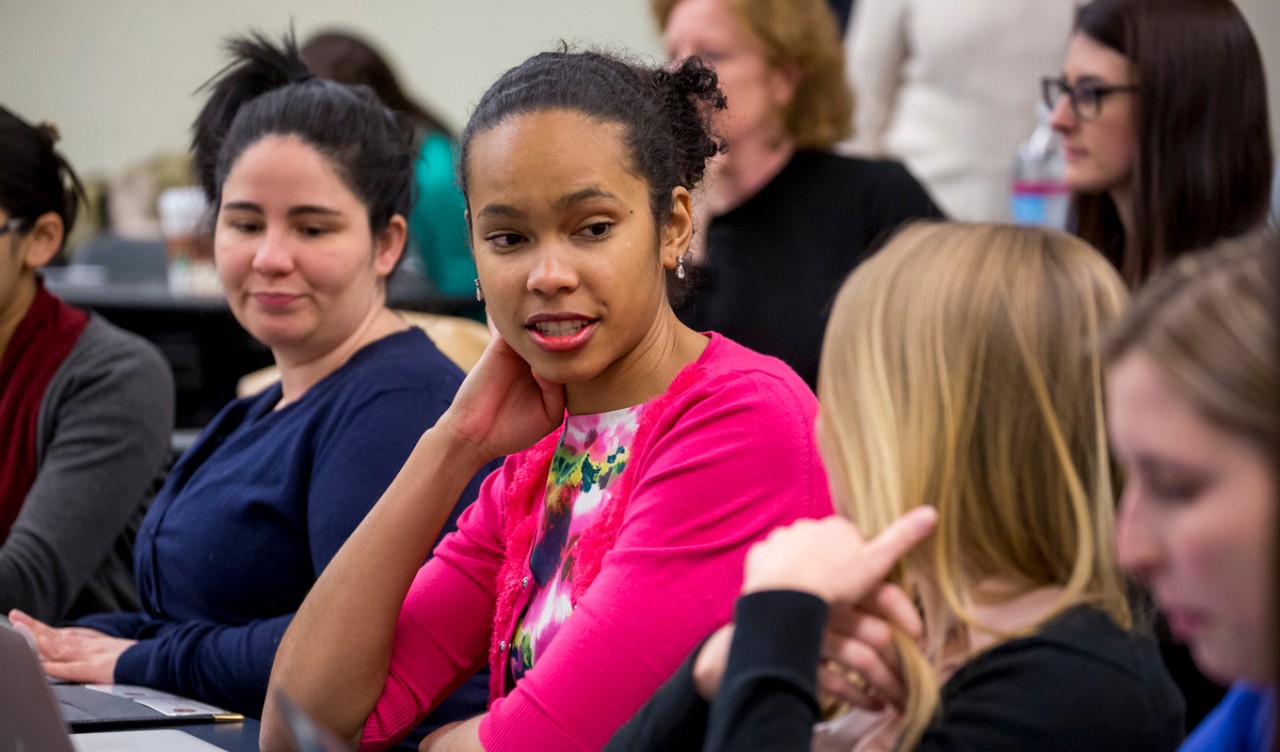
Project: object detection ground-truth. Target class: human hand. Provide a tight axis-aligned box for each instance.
[438,331,566,464]
[691,624,735,701]
[741,507,938,603]
[8,609,136,684]
[818,584,921,713]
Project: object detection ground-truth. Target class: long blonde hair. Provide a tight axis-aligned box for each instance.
[817,223,1131,748]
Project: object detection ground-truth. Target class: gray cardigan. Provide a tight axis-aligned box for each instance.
[0,315,174,622]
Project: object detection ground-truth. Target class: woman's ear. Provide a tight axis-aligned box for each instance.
[661,187,694,271]
[768,58,803,109]
[19,212,64,271]
[373,215,408,277]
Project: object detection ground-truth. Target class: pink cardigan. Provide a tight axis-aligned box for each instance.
[360,334,834,751]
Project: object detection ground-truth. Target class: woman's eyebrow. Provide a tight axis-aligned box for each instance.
[287,205,343,217]
[555,187,619,210]
[476,203,523,220]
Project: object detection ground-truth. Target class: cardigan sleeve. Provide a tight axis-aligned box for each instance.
[477,369,833,751]
[360,464,513,750]
[307,389,468,570]
[112,384,476,718]
[601,639,711,752]
[113,612,293,714]
[846,0,911,156]
[0,323,173,622]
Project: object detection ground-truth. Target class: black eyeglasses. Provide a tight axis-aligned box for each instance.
[1042,77,1139,120]
[0,218,25,238]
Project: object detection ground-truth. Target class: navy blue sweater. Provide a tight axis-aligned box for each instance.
[76,328,491,724]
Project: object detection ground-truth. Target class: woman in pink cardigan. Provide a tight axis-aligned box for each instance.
[260,49,834,752]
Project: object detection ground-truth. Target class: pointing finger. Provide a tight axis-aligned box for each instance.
[862,506,937,580]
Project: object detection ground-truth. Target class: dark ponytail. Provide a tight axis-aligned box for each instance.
[191,30,416,233]
[0,107,86,249]
[458,50,726,228]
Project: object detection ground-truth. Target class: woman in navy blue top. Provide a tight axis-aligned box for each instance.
[8,32,490,727]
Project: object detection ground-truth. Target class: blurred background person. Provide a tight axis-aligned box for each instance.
[827,0,854,34]
[842,0,1077,221]
[1048,0,1273,287]
[0,106,174,624]
[1108,234,1278,750]
[653,0,941,388]
[301,29,476,298]
[9,34,489,732]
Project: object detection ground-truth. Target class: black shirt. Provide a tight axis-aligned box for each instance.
[678,151,943,387]
[607,590,1185,751]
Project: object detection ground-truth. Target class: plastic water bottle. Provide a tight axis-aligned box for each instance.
[1010,104,1070,229]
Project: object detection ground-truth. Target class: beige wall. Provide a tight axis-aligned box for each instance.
[1238,0,1280,155]
[2,1,1277,179]
[1,1,665,177]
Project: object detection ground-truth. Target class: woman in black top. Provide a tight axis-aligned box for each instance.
[652,0,941,386]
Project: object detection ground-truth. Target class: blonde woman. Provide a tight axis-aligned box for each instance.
[609,222,1184,751]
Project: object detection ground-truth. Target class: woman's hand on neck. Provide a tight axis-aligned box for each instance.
[703,131,796,216]
[273,305,407,409]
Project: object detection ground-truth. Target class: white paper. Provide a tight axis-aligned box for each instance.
[81,685,230,717]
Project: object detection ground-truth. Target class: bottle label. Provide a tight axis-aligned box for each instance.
[1011,182,1071,228]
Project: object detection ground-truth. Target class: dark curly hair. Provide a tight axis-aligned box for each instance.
[457,49,726,230]
[191,30,416,235]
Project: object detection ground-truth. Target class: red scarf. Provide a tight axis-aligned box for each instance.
[0,282,89,540]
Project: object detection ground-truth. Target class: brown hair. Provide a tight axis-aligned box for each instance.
[0,108,85,251]
[1105,233,1279,452]
[1070,0,1272,287]
[651,0,852,149]
[300,30,453,137]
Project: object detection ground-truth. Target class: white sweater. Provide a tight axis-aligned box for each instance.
[842,0,1077,221]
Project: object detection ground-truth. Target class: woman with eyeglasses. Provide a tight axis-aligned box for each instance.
[0,106,174,623]
[1044,0,1272,287]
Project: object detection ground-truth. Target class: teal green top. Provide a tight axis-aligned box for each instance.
[409,130,476,297]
